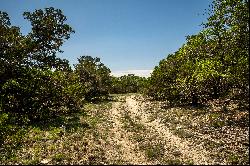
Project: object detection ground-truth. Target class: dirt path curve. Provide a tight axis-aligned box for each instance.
[126,95,214,165]
[105,94,215,165]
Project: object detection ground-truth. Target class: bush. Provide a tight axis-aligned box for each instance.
[145,0,249,107]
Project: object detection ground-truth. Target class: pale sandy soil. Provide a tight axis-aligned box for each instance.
[103,94,218,165]
[3,94,248,165]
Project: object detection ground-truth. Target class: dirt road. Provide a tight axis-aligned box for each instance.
[3,94,248,165]
[103,94,216,164]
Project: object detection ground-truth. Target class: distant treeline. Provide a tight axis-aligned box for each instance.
[110,74,147,94]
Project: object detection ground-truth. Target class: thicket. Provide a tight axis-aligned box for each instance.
[0,7,114,125]
[0,7,147,127]
[1,8,75,121]
[145,0,249,108]
[0,8,119,155]
[110,74,147,94]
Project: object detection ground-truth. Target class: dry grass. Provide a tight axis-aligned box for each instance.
[141,96,249,165]
[1,94,248,165]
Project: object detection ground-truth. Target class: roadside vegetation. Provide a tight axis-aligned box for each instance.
[0,0,248,165]
[145,0,249,108]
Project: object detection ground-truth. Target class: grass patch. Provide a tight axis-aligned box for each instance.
[121,112,146,132]
[53,153,66,162]
[228,153,240,165]
[172,128,193,138]
[146,99,249,165]
[145,144,165,160]
[130,134,145,142]
[0,98,113,165]
[23,158,40,165]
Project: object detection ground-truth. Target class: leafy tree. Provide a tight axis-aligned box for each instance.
[23,7,75,69]
[0,11,27,84]
[203,0,249,101]
[0,8,76,120]
[146,0,249,107]
[110,74,147,94]
[74,56,111,101]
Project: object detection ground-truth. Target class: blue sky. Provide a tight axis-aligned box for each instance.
[1,0,212,75]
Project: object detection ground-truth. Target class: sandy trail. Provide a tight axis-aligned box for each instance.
[105,101,151,164]
[126,95,214,165]
[105,94,215,165]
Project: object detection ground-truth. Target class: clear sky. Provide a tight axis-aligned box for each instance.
[1,0,212,76]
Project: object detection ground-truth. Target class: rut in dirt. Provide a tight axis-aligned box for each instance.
[103,94,215,165]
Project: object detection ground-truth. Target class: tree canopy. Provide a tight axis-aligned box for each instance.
[146,0,249,107]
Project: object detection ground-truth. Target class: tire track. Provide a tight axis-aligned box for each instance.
[125,95,216,165]
[105,101,151,165]
[104,94,217,164]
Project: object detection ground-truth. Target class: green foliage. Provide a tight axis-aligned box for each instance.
[146,0,249,107]
[23,7,75,69]
[110,74,147,94]
[1,68,83,121]
[0,7,78,123]
[74,55,111,101]
[0,8,113,130]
